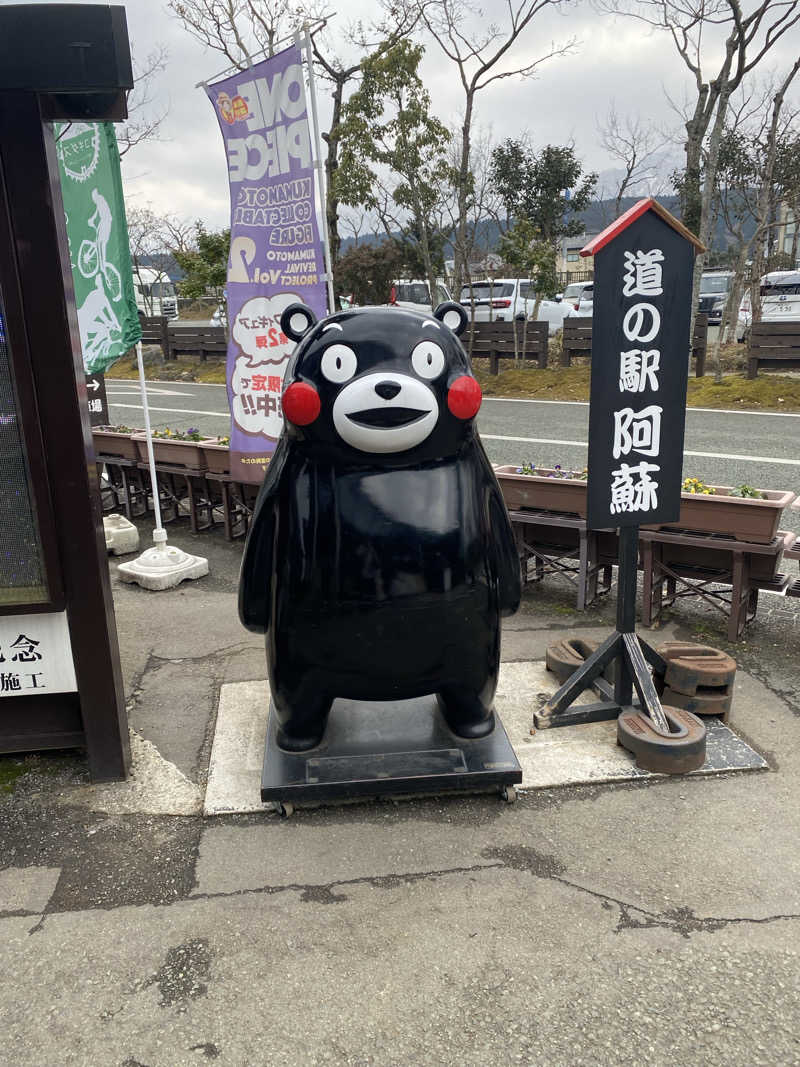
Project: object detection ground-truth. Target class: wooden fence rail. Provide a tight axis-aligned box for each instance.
[464,320,549,374]
[747,321,800,378]
[560,313,709,376]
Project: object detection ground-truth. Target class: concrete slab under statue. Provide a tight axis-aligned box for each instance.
[238,301,523,807]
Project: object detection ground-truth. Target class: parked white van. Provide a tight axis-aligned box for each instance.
[737,270,800,340]
[132,267,178,319]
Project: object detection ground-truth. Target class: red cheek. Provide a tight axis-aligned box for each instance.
[283,382,320,425]
[447,375,482,420]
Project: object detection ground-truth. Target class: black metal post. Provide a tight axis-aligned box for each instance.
[613,525,638,706]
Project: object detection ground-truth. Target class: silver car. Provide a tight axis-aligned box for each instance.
[460,278,570,335]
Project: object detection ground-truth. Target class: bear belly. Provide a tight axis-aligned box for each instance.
[272,587,497,701]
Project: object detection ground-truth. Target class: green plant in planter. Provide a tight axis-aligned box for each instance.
[515,461,588,480]
[729,484,767,499]
[97,424,135,433]
[216,435,230,447]
[152,426,205,442]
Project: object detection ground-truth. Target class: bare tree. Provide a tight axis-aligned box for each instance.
[118,47,170,157]
[417,0,576,294]
[604,0,800,332]
[126,205,194,314]
[746,56,800,326]
[598,104,666,216]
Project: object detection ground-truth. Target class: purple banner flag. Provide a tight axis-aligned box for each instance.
[206,45,328,482]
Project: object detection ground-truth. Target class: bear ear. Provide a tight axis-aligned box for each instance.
[281,303,317,343]
[434,301,468,337]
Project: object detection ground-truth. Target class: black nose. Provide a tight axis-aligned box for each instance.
[375,380,401,400]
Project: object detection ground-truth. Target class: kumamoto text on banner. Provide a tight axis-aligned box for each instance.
[206,44,328,483]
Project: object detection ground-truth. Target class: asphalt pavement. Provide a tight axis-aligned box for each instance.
[107,379,800,536]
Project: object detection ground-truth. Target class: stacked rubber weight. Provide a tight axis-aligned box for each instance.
[655,643,737,723]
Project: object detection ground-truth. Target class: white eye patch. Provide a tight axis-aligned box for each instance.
[321,344,357,383]
[411,340,445,380]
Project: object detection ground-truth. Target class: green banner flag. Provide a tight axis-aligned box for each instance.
[55,122,142,374]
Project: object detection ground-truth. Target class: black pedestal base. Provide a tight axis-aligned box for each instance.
[261,695,521,805]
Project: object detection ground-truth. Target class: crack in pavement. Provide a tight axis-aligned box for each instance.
[14,844,800,943]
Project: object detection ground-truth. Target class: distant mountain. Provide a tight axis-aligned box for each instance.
[339,195,756,258]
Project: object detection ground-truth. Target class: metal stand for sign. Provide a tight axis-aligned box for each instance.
[533,527,707,773]
[535,526,666,726]
[531,198,709,774]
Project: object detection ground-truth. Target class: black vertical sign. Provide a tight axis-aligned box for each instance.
[586,204,696,531]
[86,372,109,427]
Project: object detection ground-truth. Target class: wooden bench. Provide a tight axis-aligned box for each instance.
[139,315,170,357]
[747,321,800,378]
[464,320,548,374]
[639,527,794,641]
[560,317,592,366]
[560,313,709,377]
[167,325,228,361]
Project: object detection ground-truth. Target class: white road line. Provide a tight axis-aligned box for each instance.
[108,402,229,419]
[482,396,800,419]
[106,407,799,468]
[481,433,800,468]
[113,377,229,389]
[111,380,800,419]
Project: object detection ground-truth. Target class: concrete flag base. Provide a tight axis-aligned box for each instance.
[117,529,208,590]
[103,514,140,556]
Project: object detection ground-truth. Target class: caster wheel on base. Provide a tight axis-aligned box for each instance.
[501,785,517,804]
[273,801,294,818]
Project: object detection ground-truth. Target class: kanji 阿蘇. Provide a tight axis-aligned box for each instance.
[610,461,660,514]
[612,405,662,458]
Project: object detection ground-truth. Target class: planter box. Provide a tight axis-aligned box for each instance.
[92,428,142,461]
[132,433,211,471]
[494,465,588,517]
[201,440,231,475]
[654,487,795,544]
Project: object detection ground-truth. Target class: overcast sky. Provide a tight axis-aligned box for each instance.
[17,0,798,229]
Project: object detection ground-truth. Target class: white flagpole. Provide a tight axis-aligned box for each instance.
[301,23,336,313]
[116,340,208,589]
[135,340,165,539]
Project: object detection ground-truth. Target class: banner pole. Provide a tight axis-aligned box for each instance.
[301,24,335,313]
[135,341,164,537]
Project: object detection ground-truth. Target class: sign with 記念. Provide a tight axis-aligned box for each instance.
[583,200,703,531]
[0,612,77,697]
[205,44,329,483]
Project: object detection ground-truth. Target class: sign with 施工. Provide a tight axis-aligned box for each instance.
[583,200,703,531]
[0,612,77,697]
[55,122,141,375]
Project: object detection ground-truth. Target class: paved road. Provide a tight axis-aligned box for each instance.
[107,379,800,535]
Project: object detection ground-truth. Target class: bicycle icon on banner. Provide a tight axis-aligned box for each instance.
[73,187,124,365]
[77,189,122,302]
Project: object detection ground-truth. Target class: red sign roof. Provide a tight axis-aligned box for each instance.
[580,198,706,258]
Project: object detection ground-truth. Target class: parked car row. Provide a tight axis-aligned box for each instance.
[458,278,588,336]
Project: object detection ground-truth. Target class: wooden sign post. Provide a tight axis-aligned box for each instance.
[534,200,709,773]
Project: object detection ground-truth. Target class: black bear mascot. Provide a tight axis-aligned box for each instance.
[239,301,521,752]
